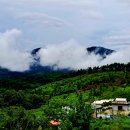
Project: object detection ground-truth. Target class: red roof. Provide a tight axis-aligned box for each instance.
[50,120,60,126]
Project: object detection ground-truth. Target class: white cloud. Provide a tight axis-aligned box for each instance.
[102,48,130,65]
[1,33,130,72]
[39,40,101,69]
[38,40,130,70]
[0,0,103,21]
[0,29,32,71]
[17,12,68,28]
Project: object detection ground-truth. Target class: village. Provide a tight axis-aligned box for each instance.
[92,98,130,119]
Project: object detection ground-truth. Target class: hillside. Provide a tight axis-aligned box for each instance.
[1,63,130,129]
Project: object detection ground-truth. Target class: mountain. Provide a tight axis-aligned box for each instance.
[29,46,115,73]
[0,46,115,77]
[87,46,115,58]
[31,47,41,62]
[31,46,115,61]
[30,47,70,74]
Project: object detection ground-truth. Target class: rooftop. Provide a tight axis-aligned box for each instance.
[112,98,130,105]
[93,99,113,105]
[115,98,127,102]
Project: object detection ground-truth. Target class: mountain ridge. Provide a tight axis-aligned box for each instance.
[0,46,115,76]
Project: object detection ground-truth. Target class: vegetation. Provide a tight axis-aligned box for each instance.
[1,63,130,129]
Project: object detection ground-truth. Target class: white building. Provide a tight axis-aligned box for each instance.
[112,98,130,111]
[93,99,113,112]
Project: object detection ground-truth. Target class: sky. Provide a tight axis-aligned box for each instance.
[0,0,130,71]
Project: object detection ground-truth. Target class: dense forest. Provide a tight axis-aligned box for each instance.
[1,63,130,129]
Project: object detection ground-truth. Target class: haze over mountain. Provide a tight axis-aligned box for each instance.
[32,46,115,60]
[0,45,115,75]
[29,46,115,73]
[27,46,114,72]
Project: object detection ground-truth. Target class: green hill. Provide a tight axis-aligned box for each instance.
[1,63,130,129]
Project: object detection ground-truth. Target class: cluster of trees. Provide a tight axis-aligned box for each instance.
[0,93,94,130]
[0,89,48,109]
[75,62,130,75]
[0,107,40,130]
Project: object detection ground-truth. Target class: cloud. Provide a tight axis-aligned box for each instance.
[38,40,101,70]
[103,30,130,49]
[80,10,103,20]
[0,34,130,72]
[0,0,98,8]
[38,40,130,70]
[17,12,68,28]
[0,29,32,71]
[0,0,103,21]
[102,48,130,65]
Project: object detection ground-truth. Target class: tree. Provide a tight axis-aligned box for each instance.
[1,107,39,130]
[60,93,94,130]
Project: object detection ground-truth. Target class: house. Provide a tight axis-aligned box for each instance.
[112,98,130,111]
[93,99,113,113]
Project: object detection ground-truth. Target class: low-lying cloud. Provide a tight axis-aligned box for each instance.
[38,40,102,70]
[0,29,32,71]
[0,29,130,72]
[38,40,130,70]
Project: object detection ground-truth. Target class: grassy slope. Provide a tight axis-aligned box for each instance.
[32,71,130,116]
[1,71,130,129]
[36,71,126,95]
